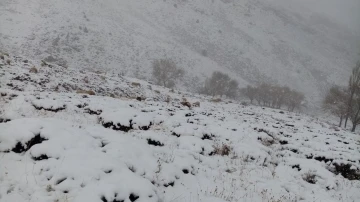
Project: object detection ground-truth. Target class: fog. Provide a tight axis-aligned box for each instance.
[275,0,360,34]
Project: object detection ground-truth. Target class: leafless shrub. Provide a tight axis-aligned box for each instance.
[212,143,231,156]
[41,60,48,67]
[260,138,275,147]
[46,184,54,192]
[303,171,317,184]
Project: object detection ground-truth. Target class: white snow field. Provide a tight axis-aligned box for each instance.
[0,55,360,202]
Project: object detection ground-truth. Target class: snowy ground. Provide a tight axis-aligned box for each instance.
[0,54,360,202]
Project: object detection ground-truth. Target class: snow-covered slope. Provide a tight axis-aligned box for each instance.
[0,54,360,202]
[0,0,358,108]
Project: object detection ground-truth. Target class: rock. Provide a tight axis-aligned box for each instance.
[211,98,221,103]
[193,101,200,107]
[180,101,192,108]
[131,82,141,87]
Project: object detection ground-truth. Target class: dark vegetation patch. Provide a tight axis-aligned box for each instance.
[138,122,152,130]
[314,156,333,163]
[291,164,301,171]
[129,193,140,202]
[101,118,153,132]
[76,103,88,108]
[303,172,317,184]
[101,194,124,202]
[32,103,66,112]
[0,118,11,123]
[254,128,274,138]
[128,165,136,173]
[11,134,48,153]
[84,108,102,115]
[32,154,49,161]
[201,133,213,140]
[171,132,180,137]
[55,177,67,185]
[332,163,360,180]
[100,141,108,148]
[290,149,298,153]
[164,181,175,187]
[101,120,133,132]
[147,138,164,147]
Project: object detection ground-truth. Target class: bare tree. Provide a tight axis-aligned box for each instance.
[285,90,305,112]
[225,80,239,98]
[350,94,360,132]
[201,71,238,98]
[344,61,360,127]
[152,59,184,88]
[323,85,348,127]
[240,83,304,111]
[241,85,257,104]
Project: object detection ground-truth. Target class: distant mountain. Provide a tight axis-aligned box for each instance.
[0,0,358,109]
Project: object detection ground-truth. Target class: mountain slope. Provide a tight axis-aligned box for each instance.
[0,0,359,108]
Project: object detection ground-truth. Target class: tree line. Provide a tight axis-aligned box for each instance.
[151,58,305,111]
[323,61,360,132]
[240,84,305,111]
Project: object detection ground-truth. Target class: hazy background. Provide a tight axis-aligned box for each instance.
[280,0,360,33]
[0,0,359,112]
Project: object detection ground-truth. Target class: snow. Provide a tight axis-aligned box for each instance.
[0,55,360,202]
[0,0,358,110]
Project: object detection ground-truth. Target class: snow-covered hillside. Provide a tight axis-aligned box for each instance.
[0,0,358,108]
[1,54,360,202]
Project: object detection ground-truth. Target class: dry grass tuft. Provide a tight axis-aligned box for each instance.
[76,89,96,95]
[211,98,222,103]
[212,143,231,156]
[29,66,38,73]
